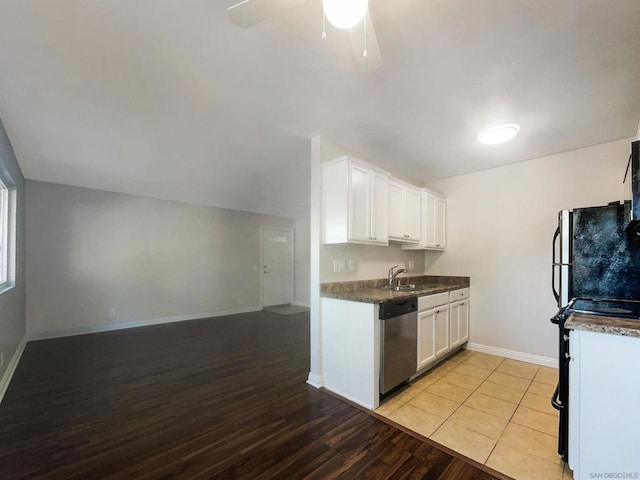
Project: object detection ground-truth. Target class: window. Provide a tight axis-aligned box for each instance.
[0,167,16,294]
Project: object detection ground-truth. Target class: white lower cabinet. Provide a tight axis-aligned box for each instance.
[417,288,469,372]
[568,329,640,479]
[449,300,469,349]
[434,308,450,358]
[417,306,449,370]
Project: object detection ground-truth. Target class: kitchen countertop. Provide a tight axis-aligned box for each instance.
[565,313,640,338]
[321,275,470,303]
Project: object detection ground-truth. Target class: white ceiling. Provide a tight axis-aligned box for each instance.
[0,0,639,219]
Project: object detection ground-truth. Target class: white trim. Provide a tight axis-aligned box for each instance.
[321,385,375,410]
[306,372,324,388]
[27,307,262,341]
[292,301,311,308]
[0,336,27,405]
[260,225,294,308]
[465,342,558,369]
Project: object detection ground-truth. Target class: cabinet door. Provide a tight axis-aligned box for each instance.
[370,170,388,245]
[459,300,469,343]
[387,179,405,240]
[404,186,421,242]
[450,300,470,349]
[434,197,446,249]
[348,163,371,242]
[434,306,449,358]
[418,309,436,370]
[449,302,461,349]
[424,193,446,249]
[424,193,437,248]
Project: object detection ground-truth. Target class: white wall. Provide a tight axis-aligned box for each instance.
[427,138,632,360]
[294,216,310,306]
[321,243,425,282]
[26,181,295,337]
[0,117,25,384]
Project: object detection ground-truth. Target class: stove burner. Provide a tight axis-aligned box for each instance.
[566,297,640,320]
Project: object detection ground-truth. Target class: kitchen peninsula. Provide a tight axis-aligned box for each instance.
[563,313,640,479]
[320,275,470,410]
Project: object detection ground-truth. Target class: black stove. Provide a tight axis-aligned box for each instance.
[566,297,640,319]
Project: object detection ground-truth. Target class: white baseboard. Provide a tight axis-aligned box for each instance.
[293,301,311,308]
[27,307,263,341]
[465,342,558,369]
[321,385,375,411]
[306,372,323,388]
[0,336,27,405]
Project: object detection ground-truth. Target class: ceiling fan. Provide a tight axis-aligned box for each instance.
[226,0,383,73]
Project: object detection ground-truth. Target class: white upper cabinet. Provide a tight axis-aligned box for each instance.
[388,177,421,243]
[322,155,389,245]
[403,188,446,251]
[405,186,421,241]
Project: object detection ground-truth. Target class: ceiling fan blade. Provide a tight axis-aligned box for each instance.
[227,0,308,29]
[348,10,382,73]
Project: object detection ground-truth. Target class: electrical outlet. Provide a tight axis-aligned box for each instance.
[333,259,346,272]
[0,352,4,368]
[408,260,415,271]
[237,297,242,305]
[108,309,116,318]
[348,259,355,272]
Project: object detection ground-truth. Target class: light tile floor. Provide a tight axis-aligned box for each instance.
[374,350,574,480]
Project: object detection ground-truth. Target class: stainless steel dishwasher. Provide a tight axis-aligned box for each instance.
[379,297,418,396]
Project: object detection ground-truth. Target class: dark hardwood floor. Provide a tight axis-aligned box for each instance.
[0,311,501,479]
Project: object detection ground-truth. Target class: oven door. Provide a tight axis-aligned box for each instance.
[551,315,570,462]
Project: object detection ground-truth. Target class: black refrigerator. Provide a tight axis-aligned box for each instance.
[552,201,640,308]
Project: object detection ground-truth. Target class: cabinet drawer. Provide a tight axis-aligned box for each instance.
[418,292,449,311]
[450,288,469,302]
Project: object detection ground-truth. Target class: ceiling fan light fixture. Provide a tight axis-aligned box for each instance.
[323,0,368,29]
[478,123,520,145]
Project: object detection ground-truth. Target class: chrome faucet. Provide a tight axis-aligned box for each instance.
[388,265,408,287]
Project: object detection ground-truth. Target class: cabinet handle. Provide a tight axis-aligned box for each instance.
[460,302,465,306]
[436,309,440,313]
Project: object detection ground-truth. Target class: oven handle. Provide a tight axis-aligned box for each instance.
[551,383,564,411]
[552,226,560,303]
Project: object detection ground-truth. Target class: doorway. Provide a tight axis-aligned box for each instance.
[261,227,293,307]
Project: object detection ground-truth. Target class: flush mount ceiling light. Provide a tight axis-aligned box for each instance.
[478,124,521,145]
[323,0,368,29]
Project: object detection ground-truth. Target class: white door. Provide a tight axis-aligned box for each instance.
[387,179,405,240]
[434,307,449,358]
[370,169,388,244]
[404,186,421,242]
[449,302,461,349]
[348,162,371,242]
[418,309,436,370]
[261,227,293,307]
[434,197,446,249]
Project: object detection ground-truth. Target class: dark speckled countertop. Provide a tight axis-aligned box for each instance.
[565,313,640,338]
[321,275,470,304]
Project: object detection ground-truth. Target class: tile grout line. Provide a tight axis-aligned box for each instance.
[381,351,561,469]
[484,365,538,465]
[427,355,508,462]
